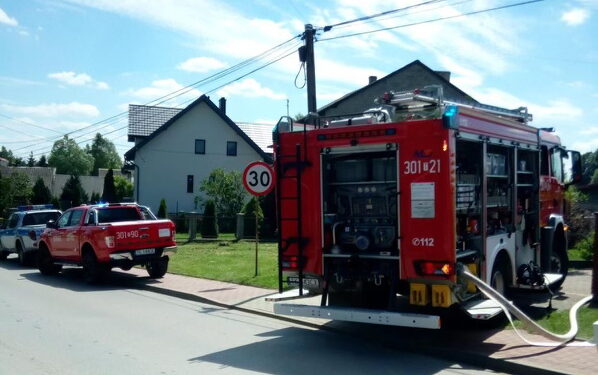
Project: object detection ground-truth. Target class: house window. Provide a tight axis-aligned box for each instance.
[187,175,194,193]
[227,141,237,156]
[195,139,205,154]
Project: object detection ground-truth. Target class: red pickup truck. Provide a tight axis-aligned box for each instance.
[37,203,177,283]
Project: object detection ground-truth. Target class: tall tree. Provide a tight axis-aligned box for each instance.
[199,168,247,218]
[101,168,116,202]
[0,172,32,209]
[32,177,52,204]
[60,175,88,208]
[27,152,36,167]
[88,133,122,176]
[0,146,15,165]
[12,157,25,167]
[114,175,133,201]
[48,135,94,175]
[37,154,48,167]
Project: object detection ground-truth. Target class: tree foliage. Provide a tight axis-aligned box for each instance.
[0,146,15,165]
[60,175,88,208]
[200,199,218,238]
[32,177,52,204]
[242,196,263,237]
[199,169,247,218]
[27,152,35,167]
[101,168,116,202]
[0,172,32,216]
[37,155,48,167]
[581,149,598,184]
[87,133,122,176]
[48,136,94,175]
[114,175,133,201]
[157,199,167,219]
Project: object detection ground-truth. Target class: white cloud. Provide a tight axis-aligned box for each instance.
[48,71,110,90]
[126,79,201,104]
[0,76,43,86]
[217,78,286,100]
[178,57,228,73]
[580,126,598,136]
[561,8,590,26]
[571,137,598,153]
[0,7,18,26]
[1,102,100,118]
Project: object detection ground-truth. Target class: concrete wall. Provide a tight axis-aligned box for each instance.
[134,101,264,214]
[0,166,128,200]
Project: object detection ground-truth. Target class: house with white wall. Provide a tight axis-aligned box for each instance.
[124,95,271,214]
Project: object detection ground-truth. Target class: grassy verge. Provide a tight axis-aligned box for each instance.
[512,305,597,340]
[168,239,279,289]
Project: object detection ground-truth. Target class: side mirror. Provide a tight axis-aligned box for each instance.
[564,150,582,186]
[46,220,57,229]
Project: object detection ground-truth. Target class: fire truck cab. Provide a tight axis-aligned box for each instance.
[271,86,582,327]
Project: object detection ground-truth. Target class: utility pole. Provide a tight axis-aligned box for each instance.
[304,24,317,116]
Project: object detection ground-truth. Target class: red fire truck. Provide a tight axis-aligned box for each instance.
[270,86,582,328]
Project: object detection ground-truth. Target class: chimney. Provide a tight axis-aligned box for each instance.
[368,76,377,85]
[435,71,451,82]
[219,97,226,114]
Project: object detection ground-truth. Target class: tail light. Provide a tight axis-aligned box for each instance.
[415,261,454,277]
[28,230,36,241]
[282,256,305,270]
[105,236,115,248]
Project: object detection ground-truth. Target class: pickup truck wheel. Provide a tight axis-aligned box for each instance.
[17,242,28,266]
[82,250,107,284]
[147,257,168,279]
[38,246,62,275]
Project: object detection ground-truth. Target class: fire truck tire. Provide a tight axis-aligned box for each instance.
[82,249,107,284]
[549,230,568,290]
[490,254,512,297]
[37,245,62,275]
[0,250,8,261]
[147,257,168,279]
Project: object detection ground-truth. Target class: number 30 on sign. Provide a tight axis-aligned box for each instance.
[243,161,275,196]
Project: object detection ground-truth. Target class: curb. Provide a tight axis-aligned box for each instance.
[131,279,573,375]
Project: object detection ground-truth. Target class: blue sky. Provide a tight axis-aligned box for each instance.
[0,0,596,161]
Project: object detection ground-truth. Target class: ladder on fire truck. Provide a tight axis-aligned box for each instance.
[378,85,533,124]
[274,118,311,296]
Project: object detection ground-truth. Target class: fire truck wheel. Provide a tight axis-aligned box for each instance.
[0,250,8,261]
[147,257,168,279]
[490,255,512,297]
[37,245,62,275]
[549,231,568,290]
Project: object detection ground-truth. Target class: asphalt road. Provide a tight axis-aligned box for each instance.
[0,258,506,375]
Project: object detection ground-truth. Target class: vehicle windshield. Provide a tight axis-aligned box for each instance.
[22,211,61,226]
[96,207,142,223]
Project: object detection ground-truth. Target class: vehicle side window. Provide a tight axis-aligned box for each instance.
[67,210,84,227]
[86,210,97,225]
[7,214,19,229]
[540,146,549,175]
[550,148,563,182]
[22,214,34,226]
[57,212,71,228]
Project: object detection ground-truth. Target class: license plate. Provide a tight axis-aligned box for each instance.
[135,248,155,256]
[287,277,319,288]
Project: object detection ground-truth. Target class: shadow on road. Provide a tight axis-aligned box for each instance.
[189,326,484,375]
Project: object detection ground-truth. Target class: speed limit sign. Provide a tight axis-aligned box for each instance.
[243,161,275,195]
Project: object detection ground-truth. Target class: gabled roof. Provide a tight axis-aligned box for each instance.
[236,122,274,153]
[124,95,271,162]
[317,60,477,114]
[128,104,182,138]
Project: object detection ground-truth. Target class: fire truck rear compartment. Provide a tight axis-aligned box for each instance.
[321,146,401,309]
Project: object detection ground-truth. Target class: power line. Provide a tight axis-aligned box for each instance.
[319,0,546,42]
[323,0,447,30]
[0,113,63,134]
[10,35,303,157]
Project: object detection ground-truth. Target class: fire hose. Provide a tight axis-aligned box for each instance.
[460,267,595,347]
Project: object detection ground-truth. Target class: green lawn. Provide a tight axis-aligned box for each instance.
[168,238,279,289]
[513,306,598,340]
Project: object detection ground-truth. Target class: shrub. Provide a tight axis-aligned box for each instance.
[242,196,263,237]
[32,177,52,204]
[574,232,595,261]
[201,200,218,238]
[157,199,167,219]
